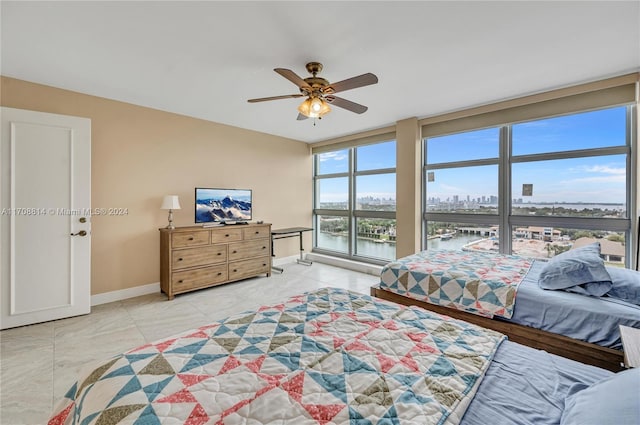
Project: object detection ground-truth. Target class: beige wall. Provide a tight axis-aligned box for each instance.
[1,76,312,295]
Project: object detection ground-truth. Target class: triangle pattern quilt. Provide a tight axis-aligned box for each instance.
[380,250,533,318]
[48,287,504,425]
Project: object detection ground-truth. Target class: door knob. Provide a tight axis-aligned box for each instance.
[70,230,87,237]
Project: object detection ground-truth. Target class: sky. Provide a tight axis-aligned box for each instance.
[318,140,396,202]
[317,106,628,204]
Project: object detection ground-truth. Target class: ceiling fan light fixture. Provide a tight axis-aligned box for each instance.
[298,97,331,118]
[311,97,323,113]
[248,62,377,120]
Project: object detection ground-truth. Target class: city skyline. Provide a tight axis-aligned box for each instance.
[321,194,624,207]
[428,195,625,206]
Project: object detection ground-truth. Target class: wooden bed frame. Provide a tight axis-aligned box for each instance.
[370,285,625,372]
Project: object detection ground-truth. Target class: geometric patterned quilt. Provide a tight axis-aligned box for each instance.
[380,250,534,319]
[49,287,505,425]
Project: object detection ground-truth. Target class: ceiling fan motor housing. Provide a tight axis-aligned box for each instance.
[305,62,323,75]
[301,77,330,96]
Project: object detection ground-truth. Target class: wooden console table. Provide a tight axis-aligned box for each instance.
[271,227,313,273]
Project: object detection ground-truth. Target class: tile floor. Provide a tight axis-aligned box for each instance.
[0,262,379,425]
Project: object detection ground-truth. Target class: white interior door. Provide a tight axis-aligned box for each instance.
[1,107,91,329]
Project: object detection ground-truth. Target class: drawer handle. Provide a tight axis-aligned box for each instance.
[262,263,267,266]
[255,231,260,234]
[233,269,238,272]
[262,246,266,249]
[225,234,230,237]
[217,252,222,256]
[217,272,222,276]
[232,250,237,254]
[188,237,194,241]
[178,258,183,261]
[178,280,184,283]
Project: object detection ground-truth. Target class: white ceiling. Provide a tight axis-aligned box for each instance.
[2,1,639,143]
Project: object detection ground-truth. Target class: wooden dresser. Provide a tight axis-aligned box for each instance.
[159,223,271,299]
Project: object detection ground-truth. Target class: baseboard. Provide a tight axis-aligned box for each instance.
[91,281,160,306]
[272,255,300,267]
[305,253,383,276]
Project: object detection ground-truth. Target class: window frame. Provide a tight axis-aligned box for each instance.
[313,140,397,264]
[422,104,635,265]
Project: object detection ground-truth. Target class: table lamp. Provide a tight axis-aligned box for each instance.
[160,195,181,229]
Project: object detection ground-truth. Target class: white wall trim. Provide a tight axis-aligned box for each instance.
[306,253,383,276]
[273,255,300,267]
[91,281,160,306]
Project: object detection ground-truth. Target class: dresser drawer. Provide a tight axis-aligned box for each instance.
[172,245,227,270]
[228,239,269,261]
[243,225,270,240]
[172,264,228,292]
[229,257,270,280]
[210,228,243,243]
[172,231,210,248]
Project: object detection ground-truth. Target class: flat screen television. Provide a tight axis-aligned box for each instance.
[195,188,252,224]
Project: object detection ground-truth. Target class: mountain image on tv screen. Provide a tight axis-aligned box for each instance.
[195,188,252,223]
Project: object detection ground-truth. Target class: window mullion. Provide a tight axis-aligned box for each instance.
[512,146,628,163]
[354,168,396,176]
[499,125,511,254]
[349,148,355,257]
[427,158,498,169]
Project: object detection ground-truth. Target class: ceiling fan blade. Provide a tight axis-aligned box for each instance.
[325,73,378,94]
[247,94,304,103]
[325,96,368,114]
[296,113,308,121]
[274,68,311,90]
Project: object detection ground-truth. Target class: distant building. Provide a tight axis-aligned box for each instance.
[572,237,625,264]
[513,226,561,241]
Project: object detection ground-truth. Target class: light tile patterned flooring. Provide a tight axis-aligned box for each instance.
[0,262,379,425]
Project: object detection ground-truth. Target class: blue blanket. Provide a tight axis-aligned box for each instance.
[506,261,640,349]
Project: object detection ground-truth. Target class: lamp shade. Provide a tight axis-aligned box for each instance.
[160,195,181,210]
[298,97,331,118]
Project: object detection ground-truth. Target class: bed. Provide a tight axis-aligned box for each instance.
[371,245,640,371]
[48,287,638,424]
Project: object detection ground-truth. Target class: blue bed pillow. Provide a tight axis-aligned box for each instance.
[561,368,640,425]
[606,266,640,305]
[538,242,612,296]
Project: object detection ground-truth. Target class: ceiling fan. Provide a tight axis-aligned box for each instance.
[247,62,378,120]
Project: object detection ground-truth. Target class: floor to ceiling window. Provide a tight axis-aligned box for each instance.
[313,139,396,263]
[424,104,635,266]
